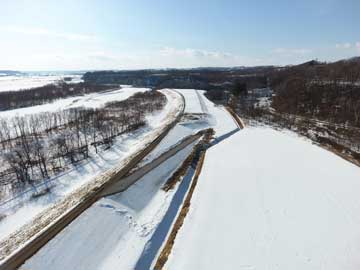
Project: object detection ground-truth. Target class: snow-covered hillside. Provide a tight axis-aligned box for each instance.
[0,86,148,118]
[166,127,360,270]
[0,75,83,92]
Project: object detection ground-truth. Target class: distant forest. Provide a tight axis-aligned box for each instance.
[270,58,360,126]
[0,82,116,111]
[83,67,271,91]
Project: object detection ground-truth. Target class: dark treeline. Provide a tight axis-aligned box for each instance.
[83,67,271,91]
[0,82,115,111]
[0,91,166,192]
[270,58,360,126]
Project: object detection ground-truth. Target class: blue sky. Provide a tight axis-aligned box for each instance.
[0,0,359,70]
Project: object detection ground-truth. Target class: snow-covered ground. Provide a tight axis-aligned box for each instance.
[5,90,237,269]
[15,89,237,269]
[176,89,236,137]
[0,75,83,92]
[0,86,149,118]
[178,89,204,114]
[6,88,360,270]
[139,89,237,166]
[0,89,182,243]
[165,126,360,270]
[20,142,196,270]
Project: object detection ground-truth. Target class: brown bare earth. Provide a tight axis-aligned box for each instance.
[226,106,245,129]
[319,143,360,168]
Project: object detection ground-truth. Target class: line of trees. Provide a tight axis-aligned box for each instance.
[0,90,166,193]
[0,82,116,111]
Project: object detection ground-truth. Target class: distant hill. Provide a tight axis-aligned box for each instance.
[83,66,274,90]
[0,70,24,76]
[297,59,324,67]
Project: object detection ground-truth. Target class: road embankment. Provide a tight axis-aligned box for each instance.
[0,90,185,270]
[153,107,243,270]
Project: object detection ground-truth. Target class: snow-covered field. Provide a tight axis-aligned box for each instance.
[0,75,83,92]
[4,88,357,270]
[0,88,181,242]
[165,127,360,270]
[16,89,237,269]
[20,142,196,270]
[0,86,148,118]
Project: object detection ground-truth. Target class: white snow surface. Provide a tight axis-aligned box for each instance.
[0,87,149,118]
[178,89,203,114]
[138,89,236,166]
[20,142,196,270]
[0,75,83,92]
[18,88,237,270]
[7,88,360,270]
[176,89,236,137]
[0,89,181,242]
[166,126,360,270]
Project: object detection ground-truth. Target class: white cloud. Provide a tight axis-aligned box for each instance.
[335,42,360,54]
[2,26,96,41]
[356,42,360,51]
[335,43,352,49]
